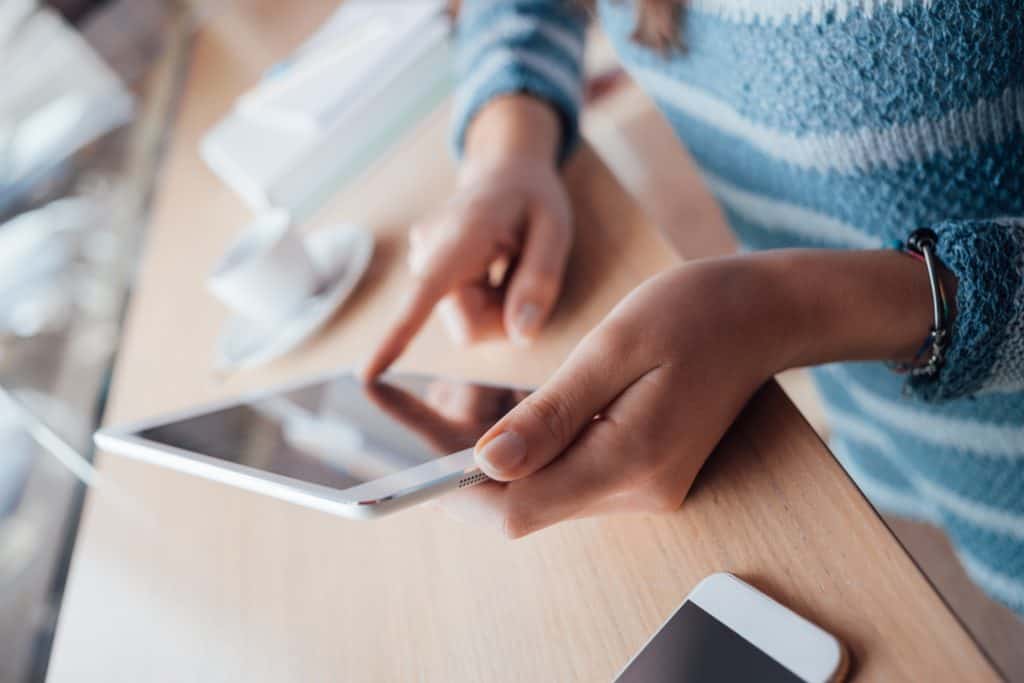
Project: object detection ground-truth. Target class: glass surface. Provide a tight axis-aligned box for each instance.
[136,373,528,491]
[616,602,802,683]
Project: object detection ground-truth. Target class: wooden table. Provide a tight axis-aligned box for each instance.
[47,3,998,681]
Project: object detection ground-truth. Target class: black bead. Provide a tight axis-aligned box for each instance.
[907,228,938,253]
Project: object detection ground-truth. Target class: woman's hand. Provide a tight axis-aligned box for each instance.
[439,258,791,537]
[439,247,950,538]
[362,96,571,379]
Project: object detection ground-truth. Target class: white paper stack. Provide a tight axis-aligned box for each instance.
[201,1,452,220]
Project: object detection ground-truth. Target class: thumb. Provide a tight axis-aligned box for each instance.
[473,333,634,481]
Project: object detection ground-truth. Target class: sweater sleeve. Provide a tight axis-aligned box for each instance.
[451,0,588,165]
[908,218,1024,401]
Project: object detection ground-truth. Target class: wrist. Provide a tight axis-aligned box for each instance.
[463,94,562,169]
[661,259,798,385]
[743,249,958,372]
[706,257,807,379]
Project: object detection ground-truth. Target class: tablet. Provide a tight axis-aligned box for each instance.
[95,371,529,519]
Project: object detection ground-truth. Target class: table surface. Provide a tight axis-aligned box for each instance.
[47,3,998,681]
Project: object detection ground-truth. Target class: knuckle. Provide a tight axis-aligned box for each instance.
[455,198,497,231]
[589,323,634,361]
[522,393,576,447]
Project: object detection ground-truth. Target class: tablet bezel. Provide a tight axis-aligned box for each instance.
[94,370,520,519]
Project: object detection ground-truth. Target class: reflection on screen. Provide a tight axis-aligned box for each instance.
[616,602,802,683]
[137,373,526,492]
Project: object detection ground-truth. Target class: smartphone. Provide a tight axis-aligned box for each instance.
[616,573,848,683]
[94,371,529,519]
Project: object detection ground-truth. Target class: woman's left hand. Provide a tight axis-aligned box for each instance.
[439,258,792,537]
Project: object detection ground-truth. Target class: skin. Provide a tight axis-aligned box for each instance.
[362,94,957,538]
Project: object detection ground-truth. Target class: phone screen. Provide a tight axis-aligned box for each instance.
[133,373,527,492]
[616,601,803,682]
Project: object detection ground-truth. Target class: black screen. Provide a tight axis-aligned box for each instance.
[616,602,802,682]
[136,373,527,491]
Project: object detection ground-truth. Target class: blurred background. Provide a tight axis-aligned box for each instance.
[0,1,1019,681]
[0,1,184,679]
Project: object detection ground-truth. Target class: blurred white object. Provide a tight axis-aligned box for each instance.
[215,221,374,371]
[0,198,98,337]
[0,198,96,277]
[0,276,75,338]
[0,7,134,203]
[207,211,324,324]
[236,1,440,133]
[0,0,35,48]
[200,0,451,219]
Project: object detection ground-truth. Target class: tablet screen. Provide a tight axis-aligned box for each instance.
[134,373,527,491]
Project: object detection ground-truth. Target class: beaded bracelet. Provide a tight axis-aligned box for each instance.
[889,228,950,379]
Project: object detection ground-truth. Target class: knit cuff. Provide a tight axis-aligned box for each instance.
[450,1,587,167]
[906,220,1024,401]
[450,66,582,166]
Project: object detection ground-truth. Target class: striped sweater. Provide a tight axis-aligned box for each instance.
[452,0,1024,615]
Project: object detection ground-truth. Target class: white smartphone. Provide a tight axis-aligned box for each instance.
[616,573,848,683]
[94,371,530,519]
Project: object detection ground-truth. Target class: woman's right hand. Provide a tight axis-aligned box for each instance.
[362,96,573,380]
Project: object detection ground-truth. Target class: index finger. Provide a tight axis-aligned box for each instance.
[362,209,508,380]
[360,273,448,381]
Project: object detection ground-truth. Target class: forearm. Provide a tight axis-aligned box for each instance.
[733,249,958,374]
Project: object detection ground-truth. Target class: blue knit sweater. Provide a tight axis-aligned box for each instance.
[452,0,1024,616]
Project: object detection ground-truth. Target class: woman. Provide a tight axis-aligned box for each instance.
[363,0,1024,617]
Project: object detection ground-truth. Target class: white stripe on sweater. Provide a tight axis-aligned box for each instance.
[829,437,938,521]
[827,407,899,453]
[458,13,584,73]
[828,414,1024,538]
[454,47,582,134]
[701,171,882,248]
[823,365,1024,458]
[957,548,1024,608]
[915,477,1024,541]
[631,68,1024,176]
[688,0,932,25]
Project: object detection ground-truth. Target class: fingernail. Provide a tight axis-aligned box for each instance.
[511,303,540,346]
[476,431,526,474]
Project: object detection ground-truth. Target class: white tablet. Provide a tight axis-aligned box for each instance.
[95,371,530,519]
